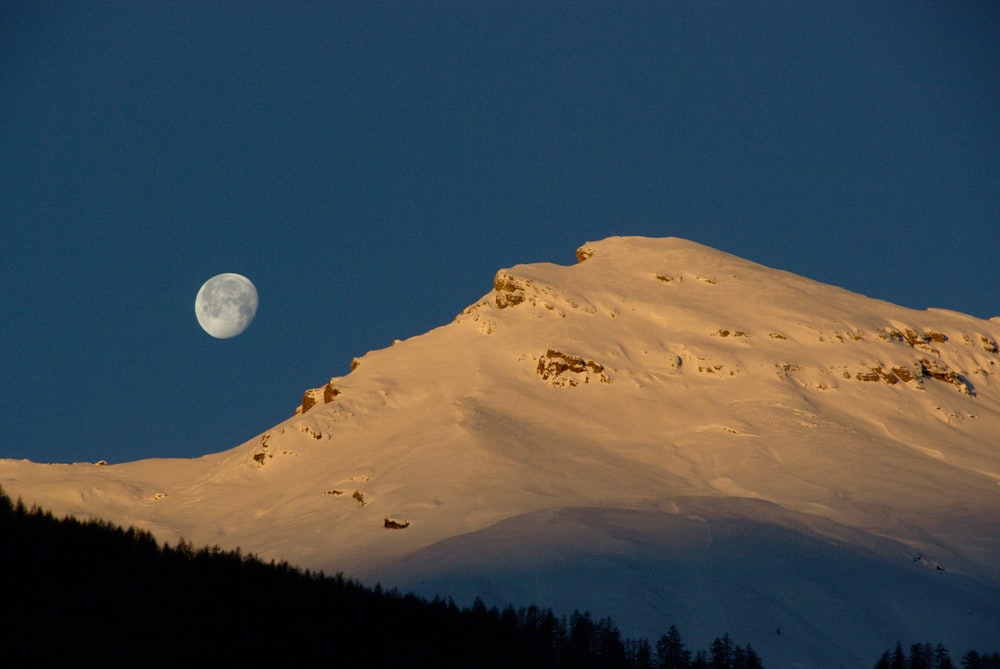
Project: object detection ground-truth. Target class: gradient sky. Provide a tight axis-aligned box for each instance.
[2,2,998,464]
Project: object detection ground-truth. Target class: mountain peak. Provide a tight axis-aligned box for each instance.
[3,236,999,668]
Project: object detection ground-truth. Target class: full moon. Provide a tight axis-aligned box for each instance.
[194,273,259,339]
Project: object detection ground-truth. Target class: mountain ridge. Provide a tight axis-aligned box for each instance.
[3,236,998,668]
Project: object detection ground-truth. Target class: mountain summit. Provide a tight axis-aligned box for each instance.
[4,237,999,667]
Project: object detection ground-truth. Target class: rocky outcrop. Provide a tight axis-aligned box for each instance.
[251,432,272,466]
[838,360,973,394]
[754,319,998,396]
[297,381,342,415]
[536,349,611,387]
[493,272,528,309]
[298,389,321,415]
[918,359,975,395]
[853,365,918,385]
[384,517,410,529]
[878,327,948,353]
[711,329,749,338]
[491,270,591,315]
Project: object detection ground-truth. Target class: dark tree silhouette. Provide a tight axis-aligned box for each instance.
[657,624,693,669]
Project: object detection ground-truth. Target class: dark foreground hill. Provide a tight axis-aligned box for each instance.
[3,487,997,668]
[0,486,761,668]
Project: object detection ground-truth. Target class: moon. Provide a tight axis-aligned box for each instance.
[194,273,259,339]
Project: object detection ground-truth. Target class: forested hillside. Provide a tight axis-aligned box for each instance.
[3,486,995,668]
[1,486,755,667]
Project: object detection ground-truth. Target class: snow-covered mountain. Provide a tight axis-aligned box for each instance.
[3,237,999,668]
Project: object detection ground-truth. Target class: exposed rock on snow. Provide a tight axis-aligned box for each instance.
[536,349,611,387]
[493,271,528,309]
[918,358,975,395]
[297,381,341,415]
[384,517,410,529]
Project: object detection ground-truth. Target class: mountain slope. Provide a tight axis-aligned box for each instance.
[3,237,999,668]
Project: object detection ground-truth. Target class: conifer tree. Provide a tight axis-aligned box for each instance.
[891,642,907,669]
[961,650,981,669]
[656,624,692,669]
[910,641,932,669]
[632,639,654,669]
[596,617,628,669]
[568,610,597,668]
[732,644,747,669]
[935,644,955,669]
[744,644,764,669]
[710,633,734,669]
[873,650,891,669]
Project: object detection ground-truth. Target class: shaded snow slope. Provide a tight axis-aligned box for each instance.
[371,501,1000,669]
[3,237,999,668]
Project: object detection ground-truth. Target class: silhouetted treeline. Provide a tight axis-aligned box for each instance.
[1,485,761,667]
[0,486,770,667]
[6,485,1000,668]
[873,641,1000,669]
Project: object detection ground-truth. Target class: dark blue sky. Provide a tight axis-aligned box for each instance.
[2,2,998,463]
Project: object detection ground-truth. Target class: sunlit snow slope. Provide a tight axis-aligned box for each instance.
[3,237,999,668]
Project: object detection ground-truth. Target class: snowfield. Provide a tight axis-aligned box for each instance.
[3,237,999,668]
